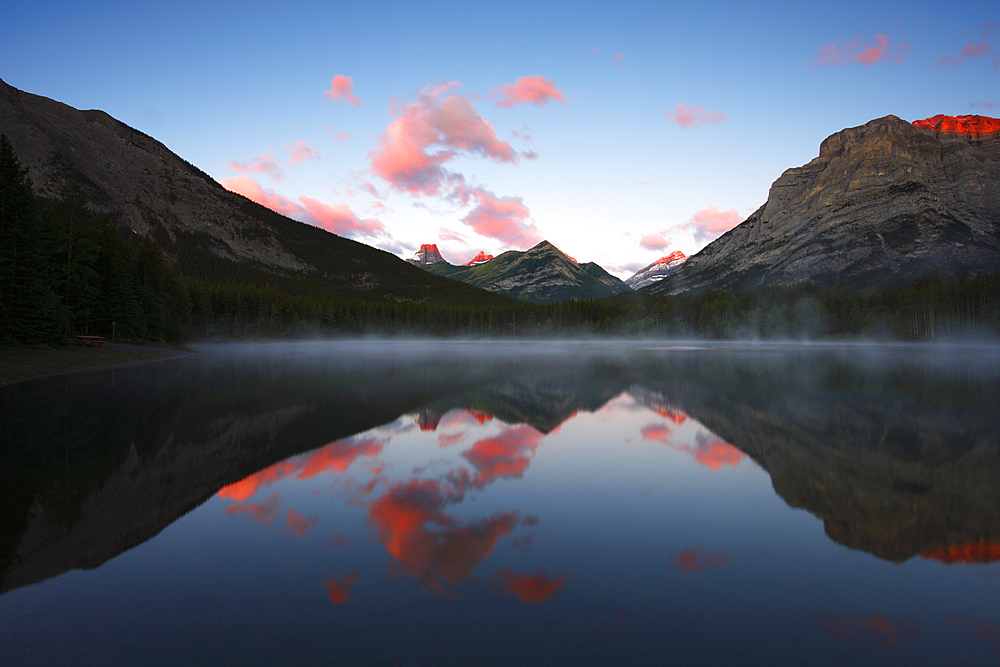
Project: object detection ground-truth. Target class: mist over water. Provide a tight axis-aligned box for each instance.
[2,339,999,665]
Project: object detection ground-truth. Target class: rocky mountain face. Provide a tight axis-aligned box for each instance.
[646,115,1000,295]
[406,243,447,266]
[625,251,687,289]
[0,79,508,306]
[420,240,629,303]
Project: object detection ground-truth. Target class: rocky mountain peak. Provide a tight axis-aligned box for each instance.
[654,250,687,265]
[409,244,446,265]
[912,114,1000,140]
[625,251,688,290]
[464,251,494,266]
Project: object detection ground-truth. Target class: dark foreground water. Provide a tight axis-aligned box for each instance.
[2,340,999,666]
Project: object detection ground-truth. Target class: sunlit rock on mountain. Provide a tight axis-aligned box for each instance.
[464,251,494,266]
[407,244,446,266]
[625,251,687,290]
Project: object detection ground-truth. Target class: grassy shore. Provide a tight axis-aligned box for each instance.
[0,342,193,386]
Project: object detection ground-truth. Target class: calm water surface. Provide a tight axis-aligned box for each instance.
[2,340,999,666]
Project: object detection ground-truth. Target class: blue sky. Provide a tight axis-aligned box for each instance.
[3,0,997,277]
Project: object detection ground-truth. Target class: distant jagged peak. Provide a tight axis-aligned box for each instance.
[464,251,494,266]
[654,250,687,265]
[410,243,447,265]
[912,114,1000,139]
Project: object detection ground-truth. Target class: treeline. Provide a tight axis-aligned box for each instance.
[179,270,1000,341]
[3,133,999,346]
[0,135,188,346]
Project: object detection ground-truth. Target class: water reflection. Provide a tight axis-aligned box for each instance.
[2,341,999,665]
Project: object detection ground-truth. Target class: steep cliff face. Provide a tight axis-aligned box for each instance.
[406,244,447,265]
[647,115,1000,294]
[625,251,687,289]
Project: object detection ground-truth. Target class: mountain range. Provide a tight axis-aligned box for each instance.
[3,76,998,305]
[413,240,630,303]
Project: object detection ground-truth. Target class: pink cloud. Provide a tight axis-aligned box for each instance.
[936,41,991,67]
[220,175,300,215]
[437,227,468,243]
[221,175,384,240]
[228,152,283,181]
[639,232,672,251]
[667,547,731,574]
[286,140,320,167]
[461,188,542,248]
[335,130,351,142]
[298,196,385,237]
[613,52,625,67]
[492,76,566,109]
[324,74,362,106]
[369,84,518,195]
[685,206,743,243]
[664,104,726,130]
[286,509,319,538]
[813,34,909,68]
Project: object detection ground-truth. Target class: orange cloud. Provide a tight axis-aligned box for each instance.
[640,424,671,441]
[369,85,518,195]
[692,439,745,471]
[667,547,731,574]
[221,174,384,240]
[642,423,744,471]
[664,104,726,130]
[226,492,280,524]
[498,570,566,603]
[324,74,362,107]
[461,188,542,248]
[462,424,545,487]
[286,508,319,537]
[492,76,566,109]
[813,34,910,68]
[820,613,919,648]
[368,478,523,587]
[323,571,360,604]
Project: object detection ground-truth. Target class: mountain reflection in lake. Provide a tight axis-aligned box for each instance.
[2,340,999,666]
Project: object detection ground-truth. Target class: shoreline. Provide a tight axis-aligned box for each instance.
[0,342,194,387]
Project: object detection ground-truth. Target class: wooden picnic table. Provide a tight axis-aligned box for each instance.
[72,335,105,347]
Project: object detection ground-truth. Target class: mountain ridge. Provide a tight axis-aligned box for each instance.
[0,78,514,307]
[416,240,631,303]
[646,114,1000,295]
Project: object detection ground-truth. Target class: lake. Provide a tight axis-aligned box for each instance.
[2,340,999,666]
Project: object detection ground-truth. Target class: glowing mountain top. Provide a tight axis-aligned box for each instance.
[464,251,494,266]
[654,250,687,265]
[912,114,1000,139]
